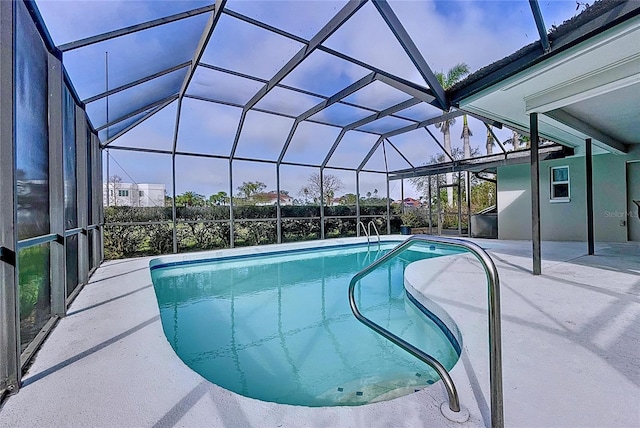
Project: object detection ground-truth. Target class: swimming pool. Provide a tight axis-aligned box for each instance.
[150,240,462,407]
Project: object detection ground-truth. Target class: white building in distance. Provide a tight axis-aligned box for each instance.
[103,182,165,207]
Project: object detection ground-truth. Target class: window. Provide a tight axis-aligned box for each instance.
[550,166,570,201]
[118,190,129,197]
[139,191,144,197]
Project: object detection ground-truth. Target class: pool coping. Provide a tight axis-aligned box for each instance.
[149,236,407,270]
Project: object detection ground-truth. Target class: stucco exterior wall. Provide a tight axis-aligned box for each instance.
[628,161,640,241]
[497,145,640,242]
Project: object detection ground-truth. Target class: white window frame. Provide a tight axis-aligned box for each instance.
[550,166,570,202]
[118,189,129,197]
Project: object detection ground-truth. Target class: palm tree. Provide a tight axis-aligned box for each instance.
[460,114,473,159]
[486,126,495,155]
[434,63,470,206]
[209,191,228,206]
[506,130,522,150]
[176,191,205,207]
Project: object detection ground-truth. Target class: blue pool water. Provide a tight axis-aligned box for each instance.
[150,241,462,407]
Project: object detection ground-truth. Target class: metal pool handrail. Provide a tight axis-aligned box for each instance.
[348,235,503,428]
[357,221,368,241]
[357,220,381,252]
[367,221,381,251]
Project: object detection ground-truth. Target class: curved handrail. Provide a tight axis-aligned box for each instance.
[366,221,381,251]
[357,221,369,241]
[348,236,503,427]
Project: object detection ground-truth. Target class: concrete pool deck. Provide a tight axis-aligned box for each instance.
[0,237,638,427]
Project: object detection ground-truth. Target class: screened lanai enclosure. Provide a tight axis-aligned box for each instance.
[3,0,636,401]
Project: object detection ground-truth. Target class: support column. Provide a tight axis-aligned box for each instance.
[356,171,361,236]
[48,51,66,316]
[0,0,20,396]
[530,113,542,275]
[171,154,177,253]
[436,176,442,235]
[466,171,472,237]
[92,132,100,270]
[386,172,391,234]
[76,105,89,285]
[229,160,235,248]
[169,98,183,254]
[105,148,110,206]
[585,138,594,255]
[319,168,325,239]
[400,179,404,215]
[276,164,282,244]
[457,172,462,236]
[95,135,104,264]
[428,175,432,234]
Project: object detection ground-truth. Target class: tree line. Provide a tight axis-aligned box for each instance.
[169,172,390,207]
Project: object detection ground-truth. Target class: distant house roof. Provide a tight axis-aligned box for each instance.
[257,192,292,202]
[402,197,421,207]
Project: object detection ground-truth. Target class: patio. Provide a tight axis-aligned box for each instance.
[1,238,637,427]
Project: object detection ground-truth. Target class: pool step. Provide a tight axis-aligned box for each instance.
[316,373,438,405]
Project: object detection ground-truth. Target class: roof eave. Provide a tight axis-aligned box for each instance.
[449,0,640,106]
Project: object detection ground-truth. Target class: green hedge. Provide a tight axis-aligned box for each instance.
[103,205,400,259]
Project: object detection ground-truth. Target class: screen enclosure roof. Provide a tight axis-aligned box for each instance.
[31,0,632,174]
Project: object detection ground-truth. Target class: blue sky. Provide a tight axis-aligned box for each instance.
[35,0,584,199]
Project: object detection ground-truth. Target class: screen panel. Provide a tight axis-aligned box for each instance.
[38,0,212,45]
[186,66,264,106]
[63,86,78,229]
[86,68,186,129]
[280,49,371,97]
[177,97,242,156]
[201,13,304,81]
[325,131,378,170]
[342,80,412,112]
[282,122,341,166]
[15,2,50,241]
[109,101,179,151]
[234,111,293,161]
[64,14,207,101]
[227,0,349,40]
